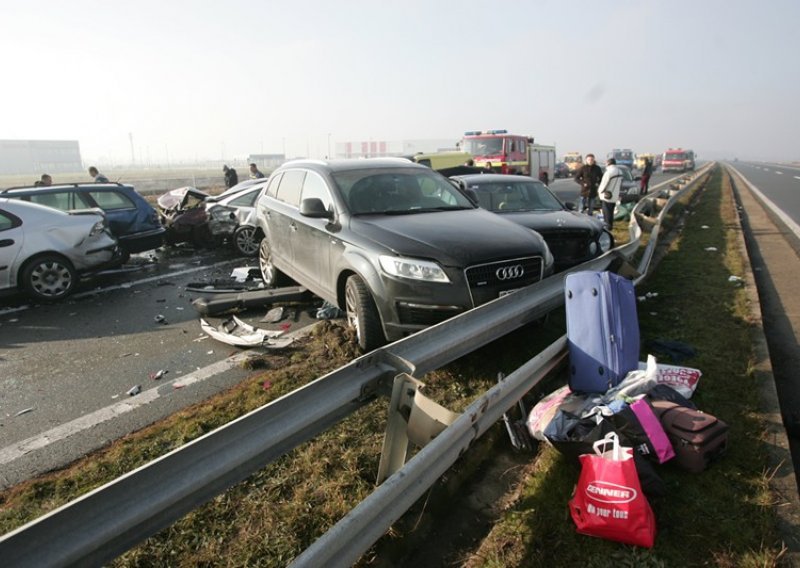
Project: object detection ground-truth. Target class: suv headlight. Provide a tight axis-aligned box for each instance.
[598,230,613,252]
[379,255,450,283]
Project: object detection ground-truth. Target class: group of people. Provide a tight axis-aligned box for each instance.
[222,163,265,188]
[33,166,109,187]
[573,154,653,230]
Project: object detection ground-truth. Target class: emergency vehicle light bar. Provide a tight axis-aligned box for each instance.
[463,129,508,136]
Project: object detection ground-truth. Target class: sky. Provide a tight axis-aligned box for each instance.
[1,0,798,165]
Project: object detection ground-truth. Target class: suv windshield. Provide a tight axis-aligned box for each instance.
[666,152,686,160]
[333,168,475,215]
[470,180,563,212]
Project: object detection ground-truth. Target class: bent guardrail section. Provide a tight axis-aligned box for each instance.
[0,167,711,567]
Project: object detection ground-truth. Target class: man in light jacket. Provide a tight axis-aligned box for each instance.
[597,158,623,230]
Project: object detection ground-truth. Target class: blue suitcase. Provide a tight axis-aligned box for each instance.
[565,271,640,393]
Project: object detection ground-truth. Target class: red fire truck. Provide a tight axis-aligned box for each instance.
[460,130,533,174]
[661,148,696,173]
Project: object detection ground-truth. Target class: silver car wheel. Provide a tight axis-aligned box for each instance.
[27,257,75,299]
[234,226,259,256]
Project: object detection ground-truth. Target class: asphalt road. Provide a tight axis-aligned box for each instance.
[0,245,322,489]
[728,161,800,226]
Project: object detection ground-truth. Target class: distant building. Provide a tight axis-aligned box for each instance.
[247,154,286,170]
[0,140,83,175]
[335,139,458,159]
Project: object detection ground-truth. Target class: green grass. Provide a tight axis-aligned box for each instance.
[465,166,786,567]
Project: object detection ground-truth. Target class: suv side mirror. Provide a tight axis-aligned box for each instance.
[564,201,577,211]
[464,188,479,205]
[300,197,333,219]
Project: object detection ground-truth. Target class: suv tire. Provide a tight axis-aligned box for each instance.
[345,274,385,352]
[21,254,76,301]
[258,239,292,287]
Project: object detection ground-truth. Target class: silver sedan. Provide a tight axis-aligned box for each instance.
[0,198,119,301]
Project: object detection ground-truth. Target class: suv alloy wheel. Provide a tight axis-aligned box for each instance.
[258,239,291,287]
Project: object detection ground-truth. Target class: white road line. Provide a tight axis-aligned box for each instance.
[776,171,783,175]
[728,163,800,242]
[795,176,800,181]
[72,259,239,300]
[0,350,253,466]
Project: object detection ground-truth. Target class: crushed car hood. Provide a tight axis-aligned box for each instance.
[349,208,548,266]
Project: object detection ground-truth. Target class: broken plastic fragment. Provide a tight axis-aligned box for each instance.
[15,407,34,417]
[154,314,167,324]
[127,385,142,396]
[149,370,168,380]
[261,307,285,323]
[704,247,718,252]
[200,316,293,349]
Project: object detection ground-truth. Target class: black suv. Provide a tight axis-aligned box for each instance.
[450,174,614,271]
[1,182,165,259]
[255,158,554,350]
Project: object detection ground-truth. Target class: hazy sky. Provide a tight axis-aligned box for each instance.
[1,0,797,164]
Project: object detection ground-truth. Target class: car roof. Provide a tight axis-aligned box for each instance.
[1,182,135,194]
[451,174,540,183]
[277,157,421,174]
[0,196,84,216]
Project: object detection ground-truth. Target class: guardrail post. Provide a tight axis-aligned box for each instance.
[376,374,460,484]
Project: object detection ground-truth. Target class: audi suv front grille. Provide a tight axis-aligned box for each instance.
[464,256,543,306]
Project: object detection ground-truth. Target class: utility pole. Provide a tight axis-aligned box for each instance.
[327,133,332,159]
[129,132,135,166]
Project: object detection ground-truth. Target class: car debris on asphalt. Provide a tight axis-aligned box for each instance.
[200,316,293,349]
[127,385,142,396]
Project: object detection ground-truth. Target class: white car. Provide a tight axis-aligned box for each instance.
[0,198,119,301]
[206,182,268,256]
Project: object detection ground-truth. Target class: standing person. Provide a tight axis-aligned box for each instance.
[538,169,549,185]
[597,158,623,230]
[223,165,239,188]
[573,153,603,213]
[640,157,653,195]
[483,161,494,173]
[88,166,109,183]
[249,163,265,179]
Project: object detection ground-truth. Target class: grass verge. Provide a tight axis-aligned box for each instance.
[463,165,787,567]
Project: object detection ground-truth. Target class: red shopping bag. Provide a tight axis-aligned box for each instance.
[568,432,656,548]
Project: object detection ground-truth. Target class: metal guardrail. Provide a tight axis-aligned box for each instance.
[0,168,711,567]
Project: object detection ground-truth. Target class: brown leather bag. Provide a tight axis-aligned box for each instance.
[650,401,729,473]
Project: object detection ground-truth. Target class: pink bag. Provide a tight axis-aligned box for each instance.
[629,399,675,464]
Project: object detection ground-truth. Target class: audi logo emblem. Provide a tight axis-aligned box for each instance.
[496,265,525,280]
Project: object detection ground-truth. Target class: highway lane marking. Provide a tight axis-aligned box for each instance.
[795,176,800,181]
[776,171,783,175]
[0,350,255,467]
[728,163,800,242]
[72,259,240,300]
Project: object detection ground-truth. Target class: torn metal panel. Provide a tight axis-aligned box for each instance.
[200,316,293,349]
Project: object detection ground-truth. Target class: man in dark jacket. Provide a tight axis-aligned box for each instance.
[223,165,239,188]
[573,153,603,213]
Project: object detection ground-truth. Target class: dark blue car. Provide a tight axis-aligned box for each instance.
[0,182,165,259]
